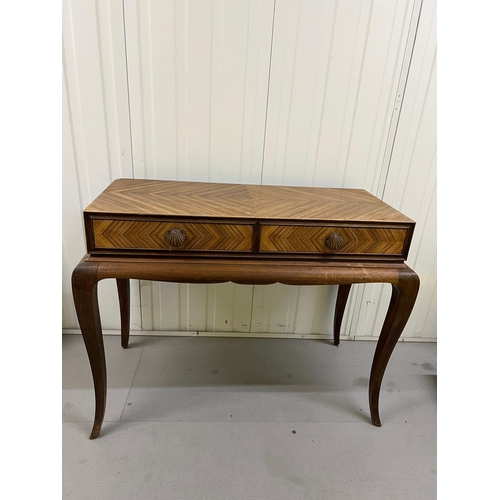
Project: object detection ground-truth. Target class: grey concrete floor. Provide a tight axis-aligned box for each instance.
[63,335,437,500]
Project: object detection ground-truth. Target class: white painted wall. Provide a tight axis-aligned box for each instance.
[347,0,436,340]
[62,0,436,341]
[62,0,141,330]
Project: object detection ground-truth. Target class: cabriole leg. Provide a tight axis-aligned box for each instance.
[72,261,106,439]
[333,284,352,346]
[116,279,130,349]
[369,268,420,426]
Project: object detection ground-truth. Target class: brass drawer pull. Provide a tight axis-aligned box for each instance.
[325,232,344,250]
[166,228,186,247]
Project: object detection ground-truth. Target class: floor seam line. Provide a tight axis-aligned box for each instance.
[118,339,147,422]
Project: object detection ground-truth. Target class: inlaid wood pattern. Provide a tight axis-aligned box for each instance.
[85,178,414,223]
[86,179,256,218]
[93,220,253,251]
[260,225,407,255]
[246,185,413,222]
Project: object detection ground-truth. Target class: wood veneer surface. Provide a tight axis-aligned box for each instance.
[85,178,414,223]
[93,220,253,251]
[260,225,407,254]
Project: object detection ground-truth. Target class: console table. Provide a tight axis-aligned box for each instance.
[72,178,419,439]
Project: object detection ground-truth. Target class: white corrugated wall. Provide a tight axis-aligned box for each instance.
[62,0,436,341]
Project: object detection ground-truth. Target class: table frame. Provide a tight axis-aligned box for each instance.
[72,254,419,439]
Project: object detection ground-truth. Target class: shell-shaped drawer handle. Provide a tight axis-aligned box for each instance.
[325,232,344,251]
[166,228,186,247]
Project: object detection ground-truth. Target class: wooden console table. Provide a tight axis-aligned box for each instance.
[72,178,419,439]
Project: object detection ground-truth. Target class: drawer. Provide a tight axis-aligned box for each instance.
[92,219,253,252]
[260,225,407,255]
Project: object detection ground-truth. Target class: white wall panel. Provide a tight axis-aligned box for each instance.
[62,69,85,329]
[250,285,336,336]
[124,0,274,182]
[62,0,436,341]
[350,0,436,340]
[124,0,275,332]
[261,0,413,189]
[62,0,141,330]
[253,0,416,335]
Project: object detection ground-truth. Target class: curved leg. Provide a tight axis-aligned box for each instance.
[333,284,351,346]
[116,279,130,349]
[72,261,106,439]
[369,267,419,426]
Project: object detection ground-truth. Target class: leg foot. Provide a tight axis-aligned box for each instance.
[72,261,106,439]
[333,284,351,346]
[117,279,130,349]
[89,422,103,440]
[369,268,419,426]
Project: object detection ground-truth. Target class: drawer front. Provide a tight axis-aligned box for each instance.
[93,220,253,252]
[260,225,407,255]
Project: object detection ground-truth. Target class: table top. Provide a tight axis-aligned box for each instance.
[85,178,413,223]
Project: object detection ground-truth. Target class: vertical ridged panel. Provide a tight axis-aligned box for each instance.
[261,0,412,188]
[62,68,85,329]
[62,0,141,329]
[351,0,436,339]
[253,0,415,335]
[63,0,435,341]
[125,0,274,182]
[124,0,274,332]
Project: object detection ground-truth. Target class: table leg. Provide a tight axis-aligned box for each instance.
[116,279,130,349]
[369,267,419,426]
[72,261,106,439]
[333,284,351,346]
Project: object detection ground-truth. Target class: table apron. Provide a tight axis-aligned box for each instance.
[93,258,406,287]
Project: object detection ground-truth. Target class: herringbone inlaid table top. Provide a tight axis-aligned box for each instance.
[85,178,413,223]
